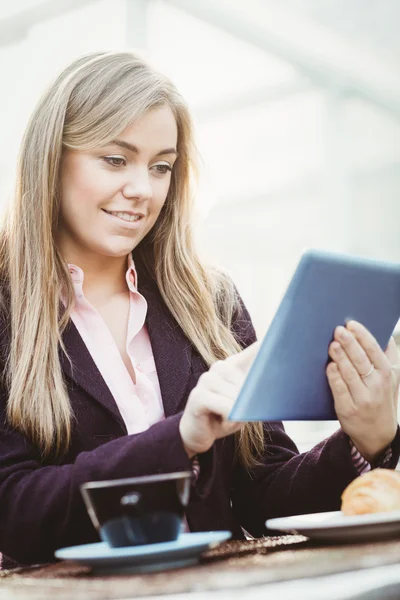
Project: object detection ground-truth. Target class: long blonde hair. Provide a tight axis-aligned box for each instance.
[0,52,264,468]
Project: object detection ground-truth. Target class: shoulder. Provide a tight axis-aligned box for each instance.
[0,283,10,330]
[0,282,11,365]
[230,286,257,349]
[207,267,257,349]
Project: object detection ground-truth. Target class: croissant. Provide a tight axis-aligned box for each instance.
[341,469,400,516]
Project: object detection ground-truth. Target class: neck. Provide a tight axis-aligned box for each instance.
[62,247,130,298]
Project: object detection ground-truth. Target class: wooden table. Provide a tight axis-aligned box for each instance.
[2,535,400,600]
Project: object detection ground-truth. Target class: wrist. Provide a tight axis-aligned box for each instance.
[183,445,197,460]
[179,415,211,459]
[350,437,393,466]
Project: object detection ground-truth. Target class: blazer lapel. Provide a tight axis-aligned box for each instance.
[138,281,193,418]
[59,267,193,423]
[60,319,127,431]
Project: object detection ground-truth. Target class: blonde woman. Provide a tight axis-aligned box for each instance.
[0,52,399,567]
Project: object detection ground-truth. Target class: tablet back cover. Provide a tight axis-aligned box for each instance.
[229,250,400,421]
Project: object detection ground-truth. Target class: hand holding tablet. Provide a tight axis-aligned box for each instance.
[230,250,400,424]
[327,319,400,462]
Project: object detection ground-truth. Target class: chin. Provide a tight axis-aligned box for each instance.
[93,241,139,258]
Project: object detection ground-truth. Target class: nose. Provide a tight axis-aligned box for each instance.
[122,167,152,202]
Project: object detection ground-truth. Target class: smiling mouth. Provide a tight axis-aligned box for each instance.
[102,209,144,223]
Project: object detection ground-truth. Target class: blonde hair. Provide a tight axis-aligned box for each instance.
[0,51,264,468]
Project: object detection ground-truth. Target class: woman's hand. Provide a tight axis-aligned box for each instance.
[326,321,400,463]
[179,341,260,458]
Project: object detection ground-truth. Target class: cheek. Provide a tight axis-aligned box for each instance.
[66,170,103,201]
[60,166,113,220]
[150,178,171,217]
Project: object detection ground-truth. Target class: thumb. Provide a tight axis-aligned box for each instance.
[225,340,261,372]
[385,337,400,367]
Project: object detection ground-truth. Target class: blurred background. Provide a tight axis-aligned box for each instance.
[0,0,399,451]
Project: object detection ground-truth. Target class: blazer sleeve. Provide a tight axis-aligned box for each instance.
[0,395,192,565]
[229,289,400,537]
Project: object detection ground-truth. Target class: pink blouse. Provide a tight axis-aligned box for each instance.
[67,256,165,435]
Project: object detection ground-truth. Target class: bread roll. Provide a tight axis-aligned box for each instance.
[341,469,400,516]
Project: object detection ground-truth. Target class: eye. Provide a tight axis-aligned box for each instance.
[151,162,172,175]
[103,156,126,167]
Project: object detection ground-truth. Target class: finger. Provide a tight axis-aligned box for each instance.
[333,326,372,378]
[209,360,247,389]
[385,338,400,412]
[199,390,239,422]
[385,336,400,367]
[328,341,366,396]
[326,361,355,413]
[225,341,261,372]
[346,321,390,371]
[215,420,244,439]
[205,372,244,398]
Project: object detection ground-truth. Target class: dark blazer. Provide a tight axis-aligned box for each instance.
[0,270,399,566]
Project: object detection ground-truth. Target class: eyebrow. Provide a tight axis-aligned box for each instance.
[109,139,178,157]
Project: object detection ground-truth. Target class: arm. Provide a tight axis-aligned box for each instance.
[231,421,400,537]
[229,290,400,536]
[0,404,192,565]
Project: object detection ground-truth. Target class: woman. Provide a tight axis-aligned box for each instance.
[0,51,398,567]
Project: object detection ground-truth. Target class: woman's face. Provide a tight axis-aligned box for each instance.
[58,104,178,261]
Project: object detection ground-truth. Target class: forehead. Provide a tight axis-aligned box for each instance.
[118,105,178,148]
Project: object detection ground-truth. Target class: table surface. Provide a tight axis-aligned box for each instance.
[2,535,400,600]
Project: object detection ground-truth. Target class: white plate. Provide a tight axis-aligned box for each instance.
[55,531,231,574]
[266,510,400,543]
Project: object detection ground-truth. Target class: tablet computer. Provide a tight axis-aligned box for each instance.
[229,249,400,421]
